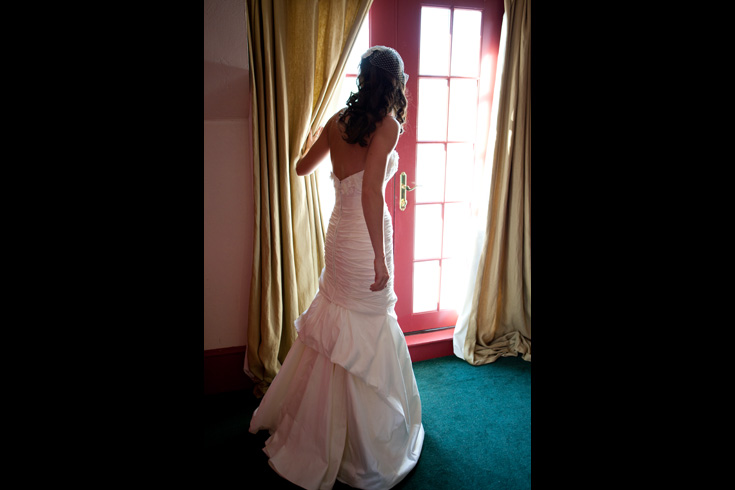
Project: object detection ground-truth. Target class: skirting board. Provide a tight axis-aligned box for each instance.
[203,346,253,395]
[405,327,455,362]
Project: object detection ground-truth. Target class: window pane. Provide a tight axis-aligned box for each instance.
[440,258,462,310]
[345,17,370,75]
[414,204,443,260]
[448,78,478,141]
[414,260,440,313]
[417,78,448,141]
[445,143,474,202]
[450,9,482,77]
[415,144,446,203]
[442,202,470,258]
[419,7,450,76]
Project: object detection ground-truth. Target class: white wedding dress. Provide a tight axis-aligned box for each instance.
[249,150,424,490]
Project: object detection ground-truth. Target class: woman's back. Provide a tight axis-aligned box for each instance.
[327,109,400,182]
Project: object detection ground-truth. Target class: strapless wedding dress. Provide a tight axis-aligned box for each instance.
[249,150,424,490]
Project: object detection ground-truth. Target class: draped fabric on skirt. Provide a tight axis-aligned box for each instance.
[244,0,372,396]
[455,0,531,365]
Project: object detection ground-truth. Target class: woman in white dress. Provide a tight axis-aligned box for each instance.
[249,46,424,490]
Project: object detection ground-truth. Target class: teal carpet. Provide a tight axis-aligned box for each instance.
[203,354,531,489]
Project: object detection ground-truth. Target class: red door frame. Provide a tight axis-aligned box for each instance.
[368,0,400,223]
[370,0,504,333]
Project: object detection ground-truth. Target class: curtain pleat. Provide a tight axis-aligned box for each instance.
[244,0,372,397]
[459,0,531,366]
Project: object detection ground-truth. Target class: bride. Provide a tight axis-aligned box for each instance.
[249,46,424,490]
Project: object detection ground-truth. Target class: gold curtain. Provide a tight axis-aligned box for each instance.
[244,0,372,397]
[460,0,531,365]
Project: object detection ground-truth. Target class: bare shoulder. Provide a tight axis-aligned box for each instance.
[372,116,400,150]
[328,109,344,127]
[326,109,347,145]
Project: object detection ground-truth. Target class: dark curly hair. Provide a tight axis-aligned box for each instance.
[338,56,407,147]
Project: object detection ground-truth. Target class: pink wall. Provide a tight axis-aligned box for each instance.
[204,0,253,350]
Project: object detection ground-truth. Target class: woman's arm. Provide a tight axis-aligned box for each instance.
[296,117,333,176]
[361,118,400,291]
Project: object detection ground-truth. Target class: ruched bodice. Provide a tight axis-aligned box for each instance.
[320,150,399,314]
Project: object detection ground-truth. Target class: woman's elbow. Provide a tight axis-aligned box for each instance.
[295,160,309,176]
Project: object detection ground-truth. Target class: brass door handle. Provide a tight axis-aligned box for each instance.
[399,172,419,211]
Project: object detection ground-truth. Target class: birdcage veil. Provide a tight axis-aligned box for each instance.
[361,46,409,85]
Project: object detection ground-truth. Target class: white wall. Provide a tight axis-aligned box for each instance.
[204,0,253,350]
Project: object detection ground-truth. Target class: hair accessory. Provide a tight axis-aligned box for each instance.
[361,46,409,85]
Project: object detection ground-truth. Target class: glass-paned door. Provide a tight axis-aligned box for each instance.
[390,0,504,333]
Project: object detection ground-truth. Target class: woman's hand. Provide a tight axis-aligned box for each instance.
[370,257,390,291]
